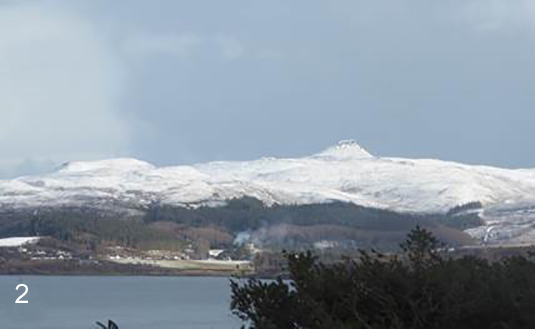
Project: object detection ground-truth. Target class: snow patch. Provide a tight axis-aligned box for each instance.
[313,140,373,160]
[0,237,41,247]
[0,140,535,221]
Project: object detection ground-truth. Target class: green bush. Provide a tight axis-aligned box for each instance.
[231,226,535,329]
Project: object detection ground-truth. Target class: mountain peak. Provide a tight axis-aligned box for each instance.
[58,158,155,173]
[314,140,373,160]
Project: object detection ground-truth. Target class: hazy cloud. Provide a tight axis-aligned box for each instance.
[214,36,246,60]
[122,32,205,59]
[122,31,281,61]
[0,3,130,178]
[462,0,535,31]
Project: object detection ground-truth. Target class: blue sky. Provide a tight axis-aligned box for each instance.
[1,0,534,177]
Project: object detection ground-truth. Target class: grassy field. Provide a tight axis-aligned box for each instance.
[110,258,252,272]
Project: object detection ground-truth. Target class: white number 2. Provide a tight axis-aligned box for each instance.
[15,284,29,304]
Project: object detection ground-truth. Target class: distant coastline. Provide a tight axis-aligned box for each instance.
[0,257,254,277]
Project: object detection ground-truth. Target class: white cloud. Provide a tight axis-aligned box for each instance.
[255,49,285,61]
[122,32,205,59]
[0,3,130,178]
[122,31,282,61]
[462,0,535,31]
[214,36,246,60]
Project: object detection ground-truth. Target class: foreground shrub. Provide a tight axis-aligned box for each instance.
[231,227,535,329]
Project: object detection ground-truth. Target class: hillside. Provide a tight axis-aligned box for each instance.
[1,140,535,245]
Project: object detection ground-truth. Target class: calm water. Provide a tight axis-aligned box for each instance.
[0,276,241,329]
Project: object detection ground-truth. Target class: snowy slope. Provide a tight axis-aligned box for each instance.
[1,140,535,244]
[0,237,40,247]
[1,140,534,212]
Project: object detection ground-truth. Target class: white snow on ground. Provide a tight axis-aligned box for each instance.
[194,259,250,266]
[1,140,535,245]
[0,237,41,247]
[209,249,225,258]
[1,140,534,213]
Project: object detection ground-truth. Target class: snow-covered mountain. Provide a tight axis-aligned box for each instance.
[1,140,535,245]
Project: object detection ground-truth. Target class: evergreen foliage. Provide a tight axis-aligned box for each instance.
[231,227,535,329]
[0,198,482,251]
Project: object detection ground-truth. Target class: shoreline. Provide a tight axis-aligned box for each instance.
[0,258,258,278]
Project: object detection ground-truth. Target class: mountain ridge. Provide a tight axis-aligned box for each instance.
[1,141,535,245]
